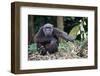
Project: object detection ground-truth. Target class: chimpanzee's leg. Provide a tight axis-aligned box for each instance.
[45,39,58,54]
[37,43,47,55]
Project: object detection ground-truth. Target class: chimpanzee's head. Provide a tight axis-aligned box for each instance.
[43,23,54,36]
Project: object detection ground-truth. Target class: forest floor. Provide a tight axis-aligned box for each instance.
[28,40,88,61]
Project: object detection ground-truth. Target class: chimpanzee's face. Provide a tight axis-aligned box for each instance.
[43,23,53,36]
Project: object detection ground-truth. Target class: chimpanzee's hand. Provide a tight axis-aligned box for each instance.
[39,46,47,55]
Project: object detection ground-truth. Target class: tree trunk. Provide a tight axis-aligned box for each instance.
[57,16,64,30]
[28,15,34,44]
[57,16,64,42]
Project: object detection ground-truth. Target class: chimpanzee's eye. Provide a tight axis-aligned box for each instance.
[46,27,51,29]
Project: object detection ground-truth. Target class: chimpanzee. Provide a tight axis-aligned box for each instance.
[34,23,75,55]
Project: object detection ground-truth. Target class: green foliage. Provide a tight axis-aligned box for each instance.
[69,25,80,37]
[64,17,76,22]
[58,40,74,52]
[28,43,37,54]
[69,17,88,41]
[58,40,68,51]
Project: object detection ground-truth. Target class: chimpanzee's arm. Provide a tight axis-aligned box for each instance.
[53,28,76,42]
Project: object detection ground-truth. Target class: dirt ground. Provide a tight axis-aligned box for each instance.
[28,51,87,61]
[28,41,88,61]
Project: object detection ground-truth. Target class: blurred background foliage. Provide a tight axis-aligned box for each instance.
[28,15,88,58]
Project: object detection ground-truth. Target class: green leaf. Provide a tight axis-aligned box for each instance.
[69,25,80,37]
[84,21,86,26]
[28,43,37,52]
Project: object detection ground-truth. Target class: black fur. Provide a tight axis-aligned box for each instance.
[34,23,75,55]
